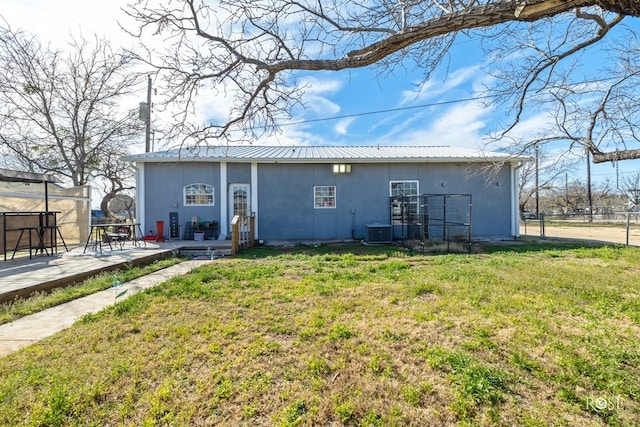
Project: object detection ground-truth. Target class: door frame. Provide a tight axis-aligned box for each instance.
[228,183,250,231]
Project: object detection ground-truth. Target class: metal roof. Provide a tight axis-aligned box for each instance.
[124,145,521,163]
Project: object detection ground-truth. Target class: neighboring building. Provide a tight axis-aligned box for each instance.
[124,145,526,243]
[0,169,91,245]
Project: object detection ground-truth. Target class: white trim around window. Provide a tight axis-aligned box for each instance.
[390,180,419,223]
[314,185,336,209]
[389,180,419,198]
[184,183,215,206]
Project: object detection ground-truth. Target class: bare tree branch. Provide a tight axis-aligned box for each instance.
[0,21,144,199]
[622,171,640,209]
[122,0,640,163]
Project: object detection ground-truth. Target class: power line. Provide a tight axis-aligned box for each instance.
[277,74,631,128]
[280,94,494,127]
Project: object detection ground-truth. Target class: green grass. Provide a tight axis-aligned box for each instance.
[0,243,639,426]
[0,257,185,325]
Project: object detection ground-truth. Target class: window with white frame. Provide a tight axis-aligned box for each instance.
[390,180,418,224]
[184,183,214,206]
[314,186,336,208]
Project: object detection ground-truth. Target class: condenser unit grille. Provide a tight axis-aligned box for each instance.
[364,224,392,243]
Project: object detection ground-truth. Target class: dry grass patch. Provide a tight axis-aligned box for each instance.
[0,243,638,426]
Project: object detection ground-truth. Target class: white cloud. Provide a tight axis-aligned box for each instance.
[192,85,237,126]
[334,117,355,136]
[400,65,482,105]
[252,122,335,147]
[373,64,506,150]
[0,0,134,49]
[372,100,492,150]
[300,75,344,96]
[501,110,556,143]
[297,75,344,117]
[185,74,346,144]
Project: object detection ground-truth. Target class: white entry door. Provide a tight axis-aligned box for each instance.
[229,183,250,229]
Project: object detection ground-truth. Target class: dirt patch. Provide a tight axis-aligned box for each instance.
[521,224,640,246]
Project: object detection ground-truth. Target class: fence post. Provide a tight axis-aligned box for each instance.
[626,212,631,246]
[231,215,239,255]
[540,213,545,239]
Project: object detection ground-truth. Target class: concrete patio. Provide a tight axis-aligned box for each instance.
[0,239,233,304]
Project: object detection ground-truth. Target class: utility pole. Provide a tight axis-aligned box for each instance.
[586,148,593,222]
[535,144,539,217]
[565,173,568,210]
[145,75,152,153]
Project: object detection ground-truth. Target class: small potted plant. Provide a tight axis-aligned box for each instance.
[192,216,205,241]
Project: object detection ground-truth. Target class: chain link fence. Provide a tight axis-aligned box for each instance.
[520,212,640,246]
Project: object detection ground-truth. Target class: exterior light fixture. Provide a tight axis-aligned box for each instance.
[333,164,351,174]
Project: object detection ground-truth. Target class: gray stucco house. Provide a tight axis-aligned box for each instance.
[124,145,524,243]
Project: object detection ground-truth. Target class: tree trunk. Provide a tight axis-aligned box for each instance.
[100,193,117,221]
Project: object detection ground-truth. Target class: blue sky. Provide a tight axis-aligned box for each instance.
[1,0,638,190]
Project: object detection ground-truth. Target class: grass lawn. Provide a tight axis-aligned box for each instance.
[0,257,185,326]
[0,242,638,426]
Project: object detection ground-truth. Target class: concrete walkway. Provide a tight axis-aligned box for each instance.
[0,244,171,303]
[0,259,208,356]
[0,239,231,304]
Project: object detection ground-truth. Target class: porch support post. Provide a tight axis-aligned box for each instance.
[511,162,523,238]
[219,162,228,239]
[136,163,146,236]
[251,162,258,239]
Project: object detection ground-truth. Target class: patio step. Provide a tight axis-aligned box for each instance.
[178,246,232,258]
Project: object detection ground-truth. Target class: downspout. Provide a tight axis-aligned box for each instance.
[511,161,525,238]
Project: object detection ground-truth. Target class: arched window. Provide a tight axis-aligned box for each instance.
[184,183,214,206]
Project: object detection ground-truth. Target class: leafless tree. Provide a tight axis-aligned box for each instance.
[96,151,137,221]
[622,171,640,210]
[0,21,145,214]
[539,178,620,214]
[519,147,578,214]
[106,192,136,222]
[487,8,640,163]
[122,0,640,159]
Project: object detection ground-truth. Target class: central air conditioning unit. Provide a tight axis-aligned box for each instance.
[364,224,392,243]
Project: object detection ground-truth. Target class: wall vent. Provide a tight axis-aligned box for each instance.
[364,224,392,243]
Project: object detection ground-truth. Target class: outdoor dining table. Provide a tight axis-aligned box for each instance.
[83,223,146,253]
[1,211,67,261]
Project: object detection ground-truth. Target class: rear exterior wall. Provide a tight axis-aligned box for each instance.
[141,161,513,241]
[256,162,511,241]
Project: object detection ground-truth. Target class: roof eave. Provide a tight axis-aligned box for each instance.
[123,156,522,164]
